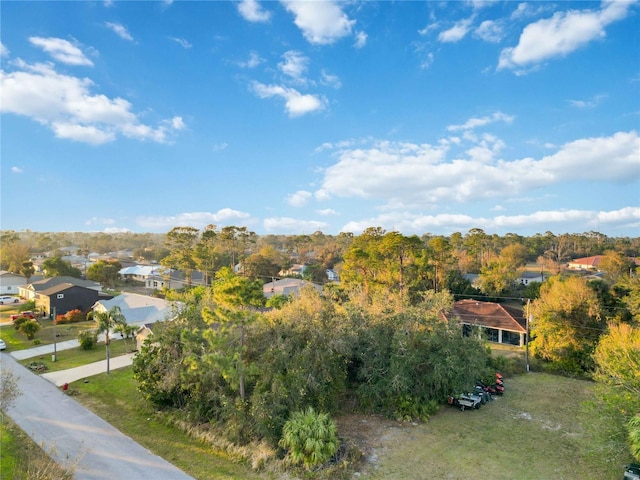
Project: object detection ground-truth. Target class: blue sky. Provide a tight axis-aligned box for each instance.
[1,0,639,237]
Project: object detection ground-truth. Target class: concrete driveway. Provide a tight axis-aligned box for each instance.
[1,353,194,480]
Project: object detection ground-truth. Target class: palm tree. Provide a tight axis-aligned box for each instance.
[94,306,126,374]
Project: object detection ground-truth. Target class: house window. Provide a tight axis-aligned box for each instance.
[57,293,64,299]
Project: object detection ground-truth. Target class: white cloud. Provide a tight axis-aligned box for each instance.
[104,227,132,233]
[29,37,93,66]
[264,216,329,233]
[282,0,355,45]
[105,22,134,41]
[137,209,251,230]
[498,2,633,71]
[568,93,607,108]
[320,70,341,89]
[340,207,640,236]
[238,0,271,23]
[447,112,514,132]
[0,61,184,144]
[474,20,503,43]
[212,142,228,151]
[11,166,23,174]
[171,37,192,49]
[239,51,264,69]
[316,208,337,216]
[278,50,308,81]
[251,81,326,117]
[1,41,9,57]
[354,31,367,49]
[315,131,639,207]
[287,190,312,207]
[85,216,116,226]
[438,17,474,43]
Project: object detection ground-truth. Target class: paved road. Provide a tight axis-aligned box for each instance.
[1,353,194,480]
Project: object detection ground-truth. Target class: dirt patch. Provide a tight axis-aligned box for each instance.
[335,414,414,468]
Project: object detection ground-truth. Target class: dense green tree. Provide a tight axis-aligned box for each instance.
[42,257,82,278]
[530,276,605,373]
[206,267,265,401]
[20,260,35,283]
[161,226,200,286]
[243,253,280,281]
[86,259,122,287]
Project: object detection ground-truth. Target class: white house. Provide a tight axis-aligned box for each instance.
[0,271,26,295]
[93,292,183,327]
[263,278,322,299]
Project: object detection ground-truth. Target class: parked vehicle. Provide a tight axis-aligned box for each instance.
[448,393,481,411]
[0,296,19,304]
[10,311,36,321]
[624,463,640,480]
[0,339,6,350]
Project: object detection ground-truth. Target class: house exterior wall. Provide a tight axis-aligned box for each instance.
[37,286,100,316]
[0,273,26,295]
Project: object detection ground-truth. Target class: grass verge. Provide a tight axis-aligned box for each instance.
[70,367,268,480]
[0,320,95,351]
[0,413,73,480]
[18,338,132,371]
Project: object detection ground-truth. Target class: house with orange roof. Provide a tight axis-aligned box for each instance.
[442,299,527,347]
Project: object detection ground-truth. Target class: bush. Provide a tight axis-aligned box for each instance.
[18,320,41,340]
[56,309,86,325]
[78,330,97,350]
[13,316,30,330]
[279,407,339,470]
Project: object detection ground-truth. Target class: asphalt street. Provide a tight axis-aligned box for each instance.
[1,353,194,480]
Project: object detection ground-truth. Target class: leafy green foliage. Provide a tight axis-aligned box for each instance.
[42,257,82,278]
[78,330,97,350]
[530,275,606,374]
[86,259,122,287]
[279,407,338,470]
[17,320,41,340]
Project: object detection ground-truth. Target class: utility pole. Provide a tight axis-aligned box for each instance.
[525,299,531,373]
[52,306,57,362]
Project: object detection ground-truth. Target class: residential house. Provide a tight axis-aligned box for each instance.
[516,271,545,286]
[263,278,322,299]
[136,323,158,351]
[442,299,527,347]
[278,264,306,278]
[567,256,603,270]
[119,265,205,290]
[93,293,182,327]
[19,276,102,301]
[0,271,27,295]
[35,283,101,316]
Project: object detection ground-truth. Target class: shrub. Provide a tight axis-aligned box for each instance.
[78,330,97,350]
[56,309,86,325]
[18,320,41,340]
[279,407,338,470]
[13,316,30,330]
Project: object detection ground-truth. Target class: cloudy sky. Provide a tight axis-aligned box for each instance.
[1,0,639,237]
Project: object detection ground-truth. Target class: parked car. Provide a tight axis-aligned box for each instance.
[0,339,6,350]
[0,296,19,304]
[10,311,36,321]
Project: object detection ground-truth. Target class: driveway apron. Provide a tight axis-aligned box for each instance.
[1,353,194,480]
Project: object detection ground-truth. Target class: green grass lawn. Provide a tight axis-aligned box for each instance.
[0,414,73,480]
[357,372,630,480]
[17,338,133,371]
[0,320,96,351]
[70,368,268,480]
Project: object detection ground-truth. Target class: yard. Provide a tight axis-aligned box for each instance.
[67,368,629,480]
